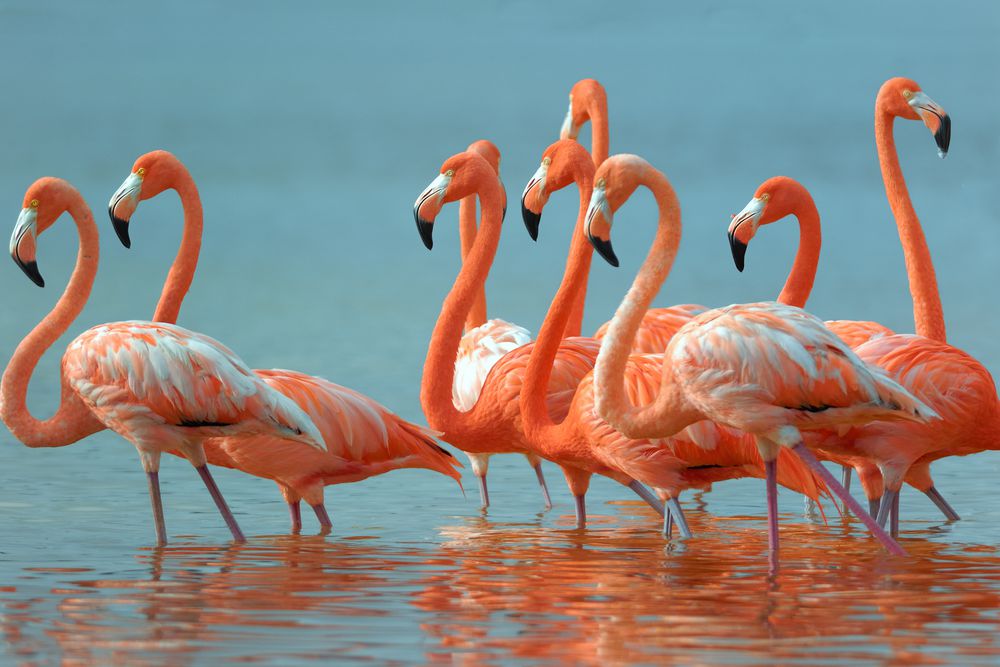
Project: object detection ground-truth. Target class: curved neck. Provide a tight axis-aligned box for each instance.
[587,99,609,167]
[458,194,487,331]
[876,108,946,341]
[151,171,203,324]
[521,172,595,435]
[776,199,821,308]
[1,200,104,447]
[421,185,504,429]
[593,172,700,437]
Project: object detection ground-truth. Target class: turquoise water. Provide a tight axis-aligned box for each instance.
[2,1,999,664]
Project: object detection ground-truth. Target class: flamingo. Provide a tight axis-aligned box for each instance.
[549,77,707,352]
[413,149,666,526]
[586,154,936,566]
[107,150,462,532]
[451,140,552,510]
[520,141,829,537]
[728,175,959,522]
[4,177,327,545]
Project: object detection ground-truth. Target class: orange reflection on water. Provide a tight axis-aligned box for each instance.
[2,504,1000,665]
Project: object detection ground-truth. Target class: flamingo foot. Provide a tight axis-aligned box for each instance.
[791,445,904,556]
[195,465,246,543]
[288,501,302,533]
[533,463,553,510]
[667,497,692,539]
[312,504,333,534]
[477,474,490,510]
[869,497,881,518]
[574,494,586,529]
[626,480,665,517]
[890,491,900,538]
[925,486,961,522]
[875,488,898,529]
[766,459,779,572]
[147,471,167,546]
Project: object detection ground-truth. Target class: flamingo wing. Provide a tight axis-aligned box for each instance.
[825,319,894,349]
[453,319,532,411]
[63,321,326,450]
[594,304,707,354]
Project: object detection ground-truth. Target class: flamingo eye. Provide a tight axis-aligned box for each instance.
[596,177,606,188]
[902,89,913,100]
[445,169,454,177]
[542,157,551,166]
[136,167,146,177]
[29,199,39,208]
[760,193,770,202]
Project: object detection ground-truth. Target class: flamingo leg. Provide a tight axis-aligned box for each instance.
[195,465,246,542]
[841,465,852,493]
[288,501,302,533]
[626,480,665,517]
[663,509,674,537]
[574,494,586,529]
[792,444,905,556]
[869,497,882,518]
[311,504,333,533]
[147,471,167,546]
[925,486,961,521]
[890,491,900,538]
[533,463,553,510]
[667,497,692,539]
[766,459,779,571]
[875,488,898,529]
[477,475,490,510]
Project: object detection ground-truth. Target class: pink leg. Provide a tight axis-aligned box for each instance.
[663,509,674,537]
[574,494,586,529]
[477,475,490,510]
[925,486,960,521]
[875,488,898,528]
[766,459,779,572]
[195,465,246,543]
[533,463,553,510]
[312,504,333,533]
[147,471,167,546]
[666,497,692,538]
[841,465,852,493]
[890,491,900,538]
[626,480,665,517]
[288,501,302,533]
[791,445,905,556]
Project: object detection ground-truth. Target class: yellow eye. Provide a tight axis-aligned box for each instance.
[760,193,770,202]
[542,157,552,166]
[902,89,913,100]
[29,199,39,208]
[596,177,606,188]
[445,169,454,177]
[136,167,146,177]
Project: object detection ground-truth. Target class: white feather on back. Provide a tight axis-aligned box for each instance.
[452,319,532,411]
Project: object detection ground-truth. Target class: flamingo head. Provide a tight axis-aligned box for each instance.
[466,139,507,222]
[584,154,651,268]
[413,152,501,250]
[10,178,84,288]
[520,139,594,241]
[727,176,811,272]
[560,78,606,141]
[879,77,951,157]
[108,150,186,249]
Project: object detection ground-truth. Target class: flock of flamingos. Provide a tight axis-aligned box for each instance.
[1,75,992,570]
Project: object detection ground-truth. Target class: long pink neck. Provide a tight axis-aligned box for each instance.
[776,197,821,308]
[0,200,104,447]
[521,171,594,436]
[151,171,203,324]
[876,108,946,342]
[458,194,487,331]
[421,181,504,432]
[593,167,700,439]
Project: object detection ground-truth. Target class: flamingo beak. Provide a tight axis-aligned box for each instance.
[727,197,766,272]
[585,181,618,267]
[520,160,550,241]
[108,171,144,249]
[413,171,452,250]
[10,205,44,287]
[559,97,579,140]
[907,91,951,157]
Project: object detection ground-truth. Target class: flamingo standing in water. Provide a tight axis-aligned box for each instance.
[4,177,327,545]
[414,149,666,526]
[107,150,462,532]
[520,141,829,536]
[450,140,552,510]
[728,175,959,522]
[586,154,936,566]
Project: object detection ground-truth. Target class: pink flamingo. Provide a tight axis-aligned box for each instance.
[414,149,666,525]
[107,151,462,532]
[5,177,327,545]
[587,154,936,566]
[451,140,552,509]
[520,141,829,536]
[728,175,959,522]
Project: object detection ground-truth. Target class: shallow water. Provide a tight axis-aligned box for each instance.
[2,1,1000,664]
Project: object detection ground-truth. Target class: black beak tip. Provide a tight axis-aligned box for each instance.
[111,215,132,249]
[728,234,748,272]
[589,235,619,267]
[934,114,951,157]
[415,217,434,250]
[521,202,541,242]
[17,259,45,287]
